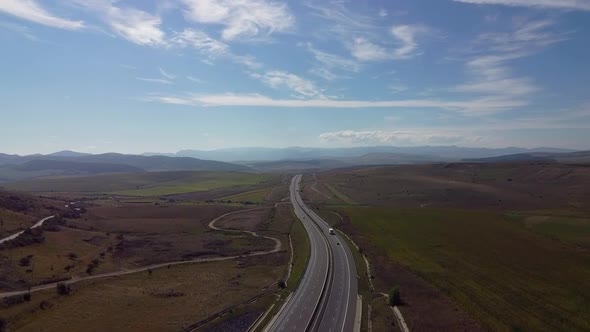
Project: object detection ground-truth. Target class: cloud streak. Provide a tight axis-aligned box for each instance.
[0,0,84,30]
[137,77,173,84]
[144,93,526,114]
[72,0,165,45]
[181,0,295,41]
[319,129,479,146]
[348,25,426,61]
[250,71,325,98]
[454,19,567,100]
[454,0,590,11]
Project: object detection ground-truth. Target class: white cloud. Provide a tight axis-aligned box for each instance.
[378,9,388,17]
[170,28,261,69]
[390,25,422,59]
[389,84,408,94]
[250,71,325,98]
[186,76,205,83]
[72,1,164,45]
[158,67,175,80]
[170,28,228,55]
[349,25,425,61]
[104,7,164,45]
[349,37,391,61]
[181,0,295,41]
[310,67,349,81]
[453,0,590,11]
[318,130,480,146]
[303,43,359,80]
[477,19,568,53]
[137,77,173,84]
[454,19,566,97]
[306,2,377,39]
[305,43,361,72]
[144,93,526,114]
[0,0,84,30]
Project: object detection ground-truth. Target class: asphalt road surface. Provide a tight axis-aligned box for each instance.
[267,175,357,332]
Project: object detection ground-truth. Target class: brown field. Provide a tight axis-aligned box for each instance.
[305,163,590,210]
[215,208,273,232]
[0,256,284,332]
[0,202,280,291]
[0,174,295,332]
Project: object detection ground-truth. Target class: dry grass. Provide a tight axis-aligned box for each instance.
[307,163,590,210]
[0,203,278,291]
[1,258,283,332]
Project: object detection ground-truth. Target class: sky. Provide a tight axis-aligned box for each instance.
[1,0,589,155]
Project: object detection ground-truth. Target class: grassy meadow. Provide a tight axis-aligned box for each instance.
[4,171,273,197]
[220,187,272,203]
[338,206,590,331]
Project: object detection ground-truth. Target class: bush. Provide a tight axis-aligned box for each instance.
[277,280,286,289]
[19,255,32,267]
[56,282,71,295]
[3,294,26,307]
[39,300,52,310]
[0,228,44,249]
[388,286,402,306]
[0,318,6,332]
[23,293,31,302]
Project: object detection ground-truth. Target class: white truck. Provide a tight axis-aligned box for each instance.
[328,228,336,235]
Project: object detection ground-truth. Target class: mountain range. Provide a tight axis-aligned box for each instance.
[0,146,587,183]
[144,146,575,162]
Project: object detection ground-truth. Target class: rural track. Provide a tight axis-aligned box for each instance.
[0,207,283,298]
[0,215,55,245]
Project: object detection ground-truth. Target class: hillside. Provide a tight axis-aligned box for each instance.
[243,152,453,171]
[464,150,590,164]
[0,189,63,238]
[3,171,273,196]
[14,160,143,173]
[0,153,250,182]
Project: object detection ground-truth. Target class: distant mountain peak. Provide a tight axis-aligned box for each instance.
[47,150,92,157]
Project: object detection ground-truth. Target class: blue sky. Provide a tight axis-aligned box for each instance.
[1,0,589,154]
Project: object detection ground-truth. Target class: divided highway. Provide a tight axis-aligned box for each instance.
[266,175,357,332]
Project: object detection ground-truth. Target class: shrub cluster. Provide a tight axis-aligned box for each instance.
[56,282,71,295]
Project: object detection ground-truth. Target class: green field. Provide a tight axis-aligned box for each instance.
[5,171,272,197]
[340,206,590,331]
[220,188,271,203]
[510,211,590,247]
[324,183,357,205]
[286,213,310,291]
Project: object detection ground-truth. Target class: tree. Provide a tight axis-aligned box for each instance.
[277,280,286,289]
[0,317,6,332]
[388,286,402,306]
[56,282,71,295]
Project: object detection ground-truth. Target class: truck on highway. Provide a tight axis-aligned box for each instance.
[328,228,335,235]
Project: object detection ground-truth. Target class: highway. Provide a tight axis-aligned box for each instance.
[266,175,357,332]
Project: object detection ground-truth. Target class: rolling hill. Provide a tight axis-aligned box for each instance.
[464,150,590,164]
[0,153,250,183]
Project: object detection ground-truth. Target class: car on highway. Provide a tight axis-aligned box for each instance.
[328,228,335,235]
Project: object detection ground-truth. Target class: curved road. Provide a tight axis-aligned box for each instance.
[266,175,357,332]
